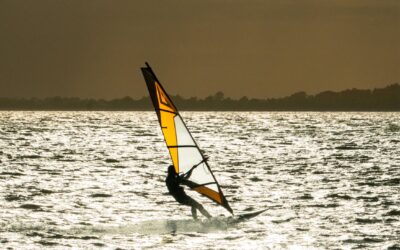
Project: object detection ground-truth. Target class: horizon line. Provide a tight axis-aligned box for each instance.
[1,82,398,101]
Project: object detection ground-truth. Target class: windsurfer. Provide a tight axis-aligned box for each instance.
[166,165,212,219]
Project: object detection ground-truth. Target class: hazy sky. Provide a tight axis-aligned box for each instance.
[1,0,399,99]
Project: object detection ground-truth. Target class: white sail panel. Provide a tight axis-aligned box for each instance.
[174,115,196,146]
[177,147,202,173]
[190,162,219,191]
[174,115,218,191]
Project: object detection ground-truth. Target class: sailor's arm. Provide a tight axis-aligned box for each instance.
[179,171,192,180]
[179,157,209,180]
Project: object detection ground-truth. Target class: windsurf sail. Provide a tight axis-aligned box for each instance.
[141,62,233,214]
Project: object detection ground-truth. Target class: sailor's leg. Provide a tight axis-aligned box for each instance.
[191,206,198,220]
[187,197,212,219]
[197,204,212,219]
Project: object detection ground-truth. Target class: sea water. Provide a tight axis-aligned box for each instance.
[0,111,399,249]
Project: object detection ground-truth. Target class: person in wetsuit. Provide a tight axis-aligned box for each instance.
[165,165,211,219]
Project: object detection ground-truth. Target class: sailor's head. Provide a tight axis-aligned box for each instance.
[168,165,175,174]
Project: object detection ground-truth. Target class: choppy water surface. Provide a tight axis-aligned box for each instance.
[0,111,399,249]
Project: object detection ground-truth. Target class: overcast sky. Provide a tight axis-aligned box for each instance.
[0,0,399,99]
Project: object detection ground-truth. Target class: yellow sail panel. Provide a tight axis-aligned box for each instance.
[168,148,179,172]
[194,186,222,204]
[159,110,179,171]
[155,83,176,113]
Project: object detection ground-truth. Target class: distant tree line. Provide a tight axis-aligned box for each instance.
[1,83,399,111]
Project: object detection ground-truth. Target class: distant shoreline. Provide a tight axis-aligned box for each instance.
[1,84,399,111]
[1,108,400,112]
[1,109,400,112]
